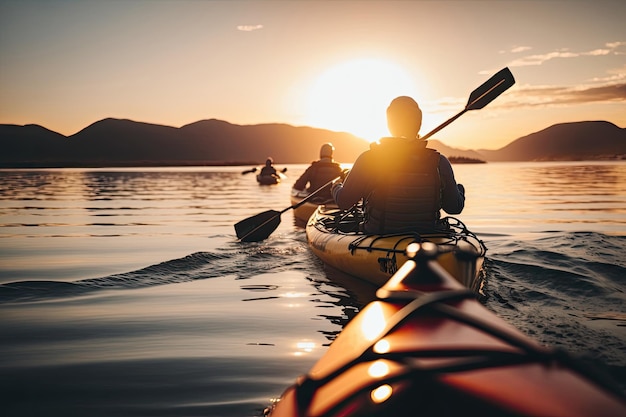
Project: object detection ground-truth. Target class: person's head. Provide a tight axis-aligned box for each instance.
[320,143,335,159]
[386,96,422,139]
[265,157,273,166]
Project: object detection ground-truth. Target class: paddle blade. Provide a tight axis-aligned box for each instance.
[466,67,515,111]
[234,210,281,242]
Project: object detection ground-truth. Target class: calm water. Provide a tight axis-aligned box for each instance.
[1,162,625,416]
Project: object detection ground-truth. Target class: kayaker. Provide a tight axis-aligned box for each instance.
[331,96,465,234]
[293,143,344,200]
[259,157,278,177]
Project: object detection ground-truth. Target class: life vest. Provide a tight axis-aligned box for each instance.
[364,139,442,234]
[306,160,343,192]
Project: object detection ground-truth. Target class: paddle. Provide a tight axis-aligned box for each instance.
[234,67,515,242]
[250,166,287,176]
[421,67,515,141]
[235,176,340,242]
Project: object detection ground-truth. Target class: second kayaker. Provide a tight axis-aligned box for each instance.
[293,143,344,200]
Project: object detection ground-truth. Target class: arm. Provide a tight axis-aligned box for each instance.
[438,155,465,214]
[331,153,372,210]
[293,165,313,191]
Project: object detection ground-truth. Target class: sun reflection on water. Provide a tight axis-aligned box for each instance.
[294,341,316,356]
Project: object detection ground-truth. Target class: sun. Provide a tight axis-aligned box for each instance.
[305,59,420,142]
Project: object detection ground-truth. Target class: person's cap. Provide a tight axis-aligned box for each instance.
[320,143,334,158]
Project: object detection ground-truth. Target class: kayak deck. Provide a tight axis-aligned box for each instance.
[306,206,487,292]
[267,243,626,417]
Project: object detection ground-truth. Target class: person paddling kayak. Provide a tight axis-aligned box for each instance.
[259,157,278,177]
[293,143,344,201]
[331,96,465,234]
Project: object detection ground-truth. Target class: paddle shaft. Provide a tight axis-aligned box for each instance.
[236,176,341,241]
[243,166,286,175]
[287,176,340,213]
[421,109,467,141]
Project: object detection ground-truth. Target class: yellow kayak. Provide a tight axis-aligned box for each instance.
[306,206,487,292]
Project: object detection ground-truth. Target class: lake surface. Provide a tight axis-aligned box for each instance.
[1,161,625,416]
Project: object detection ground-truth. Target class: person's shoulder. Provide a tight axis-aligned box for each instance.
[437,154,455,171]
[436,152,451,163]
[353,147,371,158]
[352,148,377,167]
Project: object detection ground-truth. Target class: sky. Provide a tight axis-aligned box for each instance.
[1,0,625,150]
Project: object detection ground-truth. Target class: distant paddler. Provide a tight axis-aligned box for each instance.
[256,157,287,185]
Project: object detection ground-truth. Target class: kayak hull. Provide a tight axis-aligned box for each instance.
[305,206,487,292]
[257,174,282,185]
[267,245,626,417]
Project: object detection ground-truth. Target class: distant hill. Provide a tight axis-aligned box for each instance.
[1,124,69,166]
[1,118,624,167]
[476,121,626,161]
[0,118,369,167]
[426,140,487,161]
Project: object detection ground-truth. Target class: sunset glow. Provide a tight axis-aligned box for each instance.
[305,59,420,142]
[0,1,624,150]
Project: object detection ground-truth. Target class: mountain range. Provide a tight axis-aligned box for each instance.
[1,119,624,167]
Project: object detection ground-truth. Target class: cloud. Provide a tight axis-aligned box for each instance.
[457,42,626,112]
[509,49,580,67]
[237,25,264,32]
[501,82,626,108]
[589,65,626,83]
[606,41,626,49]
[499,46,532,54]
[507,41,625,67]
